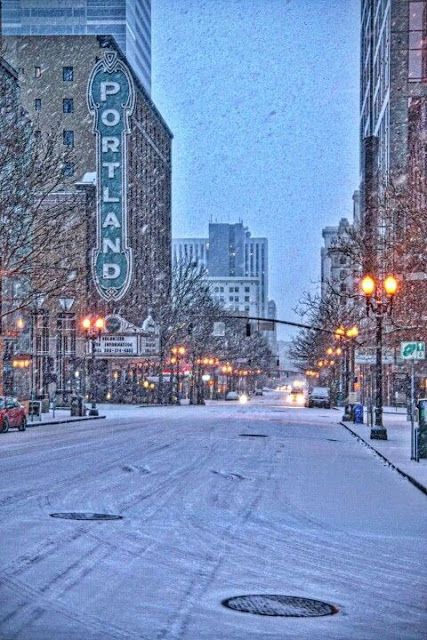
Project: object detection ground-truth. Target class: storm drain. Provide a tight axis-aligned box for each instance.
[222,594,338,617]
[239,434,268,438]
[50,512,123,521]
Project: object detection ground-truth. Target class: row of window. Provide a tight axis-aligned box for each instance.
[213,286,251,293]
[34,65,74,81]
[34,97,74,113]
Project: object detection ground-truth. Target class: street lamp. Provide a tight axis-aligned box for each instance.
[171,345,186,404]
[81,315,105,416]
[360,273,398,439]
[58,296,75,405]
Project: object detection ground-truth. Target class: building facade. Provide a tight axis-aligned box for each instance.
[1,0,151,92]
[173,221,276,355]
[208,276,260,317]
[320,218,353,302]
[3,35,171,402]
[173,222,270,318]
[360,0,427,338]
[172,238,209,273]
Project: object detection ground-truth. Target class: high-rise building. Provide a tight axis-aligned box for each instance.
[173,221,276,353]
[360,0,427,338]
[3,34,171,401]
[173,222,270,318]
[1,0,151,92]
[172,238,209,273]
[320,218,353,301]
[360,0,427,208]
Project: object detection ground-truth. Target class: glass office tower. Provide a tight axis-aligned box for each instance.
[1,0,151,92]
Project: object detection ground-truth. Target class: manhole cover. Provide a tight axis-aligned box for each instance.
[222,594,338,617]
[239,434,268,438]
[50,512,123,521]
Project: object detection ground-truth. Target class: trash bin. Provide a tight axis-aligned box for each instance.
[353,403,364,424]
[70,395,85,417]
[417,398,427,458]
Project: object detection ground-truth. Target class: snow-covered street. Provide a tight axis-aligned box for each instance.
[1,394,426,639]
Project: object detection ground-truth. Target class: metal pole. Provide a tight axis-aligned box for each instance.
[410,359,416,460]
[342,343,351,420]
[371,310,387,439]
[88,335,99,416]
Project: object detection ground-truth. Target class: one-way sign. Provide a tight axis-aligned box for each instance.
[400,341,425,360]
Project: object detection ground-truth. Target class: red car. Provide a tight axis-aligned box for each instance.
[0,397,27,432]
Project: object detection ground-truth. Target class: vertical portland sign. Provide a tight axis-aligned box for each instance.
[87,52,135,301]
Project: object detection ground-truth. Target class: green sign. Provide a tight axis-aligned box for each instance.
[87,52,135,301]
[400,341,426,360]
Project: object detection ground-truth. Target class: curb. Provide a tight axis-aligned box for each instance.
[340,421,427,496]
[27,415,106,427]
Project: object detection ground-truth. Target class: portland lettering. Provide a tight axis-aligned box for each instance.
[87,52,135,300]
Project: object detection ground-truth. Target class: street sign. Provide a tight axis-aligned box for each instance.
[87,52,135,301]
[94,335,138,356]
[212,321,225,337]
[140,335,160,356]
[355,347,395,365]
[400,341,425,360]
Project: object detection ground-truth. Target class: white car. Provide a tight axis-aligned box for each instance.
[225,391,239,400]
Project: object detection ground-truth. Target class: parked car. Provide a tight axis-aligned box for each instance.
[0,397,27,433]
[225,391,239,401]
[307,386,331,409]
[254,389,263,396]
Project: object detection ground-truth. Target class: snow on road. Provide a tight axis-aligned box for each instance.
[1,396,426,639]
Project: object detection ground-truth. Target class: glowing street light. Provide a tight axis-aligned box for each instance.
[360,273,399,438]
[81,315,105,416]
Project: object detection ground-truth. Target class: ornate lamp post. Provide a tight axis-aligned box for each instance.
[81,315,105,416]
[58,296,75,404]
[335,326,359,420]
[360,273,398,439]
[171,345,186,404]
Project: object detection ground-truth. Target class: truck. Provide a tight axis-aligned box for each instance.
[307,386,331,409]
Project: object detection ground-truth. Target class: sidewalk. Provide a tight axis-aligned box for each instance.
[341,410,427,495]
[27,407,105,427]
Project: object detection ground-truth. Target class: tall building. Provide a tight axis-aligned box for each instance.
[1,0,151,92]
[172,238,209,273]
[173,222,269,317]
[320,218,353,301]
[360,0,427,218]
[3,34,171,401]
[360,0,427,338]
[173,221,276,353]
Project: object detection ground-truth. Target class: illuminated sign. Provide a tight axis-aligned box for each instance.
[87,52,135,300]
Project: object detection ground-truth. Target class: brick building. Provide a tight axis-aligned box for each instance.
[3,35,172,402]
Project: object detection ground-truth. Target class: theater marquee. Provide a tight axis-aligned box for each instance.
[87,52,135,300]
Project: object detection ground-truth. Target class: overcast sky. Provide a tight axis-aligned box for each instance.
[152,0,360,339]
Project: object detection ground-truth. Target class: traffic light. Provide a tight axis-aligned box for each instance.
[246,322,251,337]
[188,322,194,335]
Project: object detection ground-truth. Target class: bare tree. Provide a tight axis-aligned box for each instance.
[0,62,85,392]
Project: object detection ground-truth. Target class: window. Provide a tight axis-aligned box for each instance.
[229,296,234,302]
[63,130,74,147]
[34,98,41,111]
[34,66,41,78]
[63,66,74,81]
[62,162,75,177]
[245,296,250,302]
[63,98,74,113]
[245,287,250,292]
[408,1,427,82]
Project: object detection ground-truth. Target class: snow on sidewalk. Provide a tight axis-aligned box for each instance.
[342,412,427,493]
